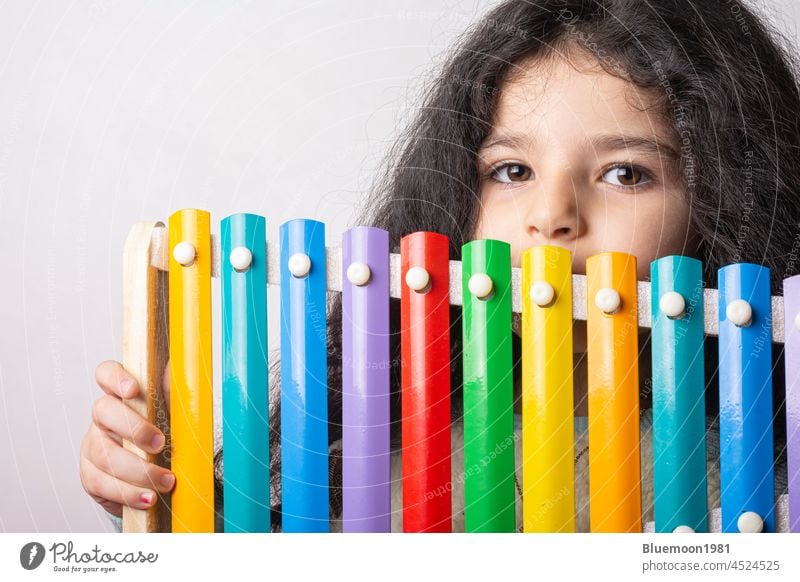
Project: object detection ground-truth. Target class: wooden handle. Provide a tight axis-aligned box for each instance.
[121,221,171,533]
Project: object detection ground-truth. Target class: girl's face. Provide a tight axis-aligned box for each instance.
[474,49,698,280]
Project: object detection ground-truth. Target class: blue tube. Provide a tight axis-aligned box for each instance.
[718,263,774,533]
[279,219,329,532]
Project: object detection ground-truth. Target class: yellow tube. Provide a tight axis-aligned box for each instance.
[169,208,215,533]
[521,245,575,532]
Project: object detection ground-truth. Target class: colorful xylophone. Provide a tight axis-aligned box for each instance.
[120,209,798,534]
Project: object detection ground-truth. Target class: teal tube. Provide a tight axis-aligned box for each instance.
[650,256,707,533]
[221,213,270,532]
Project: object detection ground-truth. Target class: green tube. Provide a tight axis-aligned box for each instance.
[461,239,516,532]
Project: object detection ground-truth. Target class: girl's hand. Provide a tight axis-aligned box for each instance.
[80,360,174,517]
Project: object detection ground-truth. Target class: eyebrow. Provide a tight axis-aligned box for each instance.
[479,132,680,160]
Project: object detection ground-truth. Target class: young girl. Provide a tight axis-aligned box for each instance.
[81,0,799,532]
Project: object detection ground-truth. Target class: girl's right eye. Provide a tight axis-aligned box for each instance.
[487,162,533,184]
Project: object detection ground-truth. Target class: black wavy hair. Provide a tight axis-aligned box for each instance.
[213,0,800,531]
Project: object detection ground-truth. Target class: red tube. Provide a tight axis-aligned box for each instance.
[400,231,452,532]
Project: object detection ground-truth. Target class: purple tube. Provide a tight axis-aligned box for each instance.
[784,274,800,532]
[341,227,391,532]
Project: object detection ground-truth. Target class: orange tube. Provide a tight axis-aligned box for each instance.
[586,252,641,532]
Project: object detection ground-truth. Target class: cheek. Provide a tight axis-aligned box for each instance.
[644,199,693,253]
[625,198,693,277]
[473,207,524,267]
[474,197,512,239]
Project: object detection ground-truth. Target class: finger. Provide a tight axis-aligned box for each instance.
[93,496,123,518]
[82,423,122,455]
[80,455,159,511]
[91,395,165,454]
[105,429,122,446]
[95,360,139,399]
[88,425,175,493]
[79,433,124,517]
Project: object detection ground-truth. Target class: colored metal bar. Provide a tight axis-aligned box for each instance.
[168,208,215,533]
[279,219,329,532]
[220,213,270,532]
[784,274,800,533]
[461,239,516,533]
[400,231,452,532]
[520,245,575,532]
[651,256,707,533]
[586,252,641,532]
[341,226,391,532]
[718,263,775,533]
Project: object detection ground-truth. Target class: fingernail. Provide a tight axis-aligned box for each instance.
[150,434,165,452]
[139,491,154,506]
[120,378,134,396]
[160,473,175,490]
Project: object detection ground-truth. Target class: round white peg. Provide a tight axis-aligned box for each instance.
[672,525,695,533]
[288,253,311,278]
[794,311,800,332]
[346,262,371,286]
[659,291,686,318]
[405,266,430,292]
[468,273,494,299]
[229,246,253,272]
[173,241,196,266]
[737,511,764,533]
[595,287,621,314]
[530,281,555,307]
[726,299,752,327]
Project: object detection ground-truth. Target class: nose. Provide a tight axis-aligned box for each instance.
[523,173,581,243]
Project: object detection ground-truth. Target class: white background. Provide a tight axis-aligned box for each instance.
[1,0,799,533]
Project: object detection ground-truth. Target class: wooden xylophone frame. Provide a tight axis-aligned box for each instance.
[121,212,797,534]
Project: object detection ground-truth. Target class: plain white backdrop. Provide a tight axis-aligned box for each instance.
[1,0,798,533]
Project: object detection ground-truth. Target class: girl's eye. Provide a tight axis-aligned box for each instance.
[489,163,533,183]
[602,164,651,188]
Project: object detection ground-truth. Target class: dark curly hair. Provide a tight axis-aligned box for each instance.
[213,0,800,531]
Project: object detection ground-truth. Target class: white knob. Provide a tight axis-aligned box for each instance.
[595,287,621,314]
[229,246,253,272]
[288,253,311,278]
[405,267,430,292]
[794,311,800,332]
[672,525,695,533]
[468,273,493,299]
[726,299,752,327]
[737,511,763,533]
[346,262,371,286]
[530,281,555,307]
[173,241,196,266]
[659,291,686,318]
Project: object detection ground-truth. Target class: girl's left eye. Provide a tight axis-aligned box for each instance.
[602,164,652,188]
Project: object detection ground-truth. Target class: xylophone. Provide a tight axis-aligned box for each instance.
[120,208,798,534]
